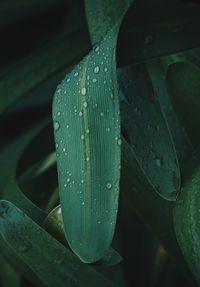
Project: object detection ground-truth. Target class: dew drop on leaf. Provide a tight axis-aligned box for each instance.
[155,158,161,167]
[54,121,60,131]
[94,66,100,73]
[81,87,87,96]
[106,182,112,189]
[83,101,88,108]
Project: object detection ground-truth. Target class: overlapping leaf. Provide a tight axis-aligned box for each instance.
[147,59,194,172]
[119,63,180,200]
[0,200,116,287]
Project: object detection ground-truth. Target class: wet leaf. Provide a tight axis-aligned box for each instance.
[85,0,133,44]
[120,139,195,284]
[119,64,180,200]
[53,0,133,263]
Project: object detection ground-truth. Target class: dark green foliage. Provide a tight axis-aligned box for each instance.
[0,0,200,286]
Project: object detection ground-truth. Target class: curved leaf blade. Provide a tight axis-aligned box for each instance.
[174,164,200,285]
[85,0,132,44]
[147,60,194,172]
[0,200,116,287]
[53,0,134,263]
[166,55,200,147]
[53,28,122,263]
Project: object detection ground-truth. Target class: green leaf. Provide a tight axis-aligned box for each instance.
[120,139,195,284]
[119,63,180,200]
[0,253,21,287]
[52,32,121,263]
[164,50,200,147]
[85,0,133,44]
[0,234,44,287]
[0,27,90,114]
[117,1,200,66]
[53,0,133,263]
[0,200,117,287]
[0,119,49,223]
[147,59,194,173]
[174,163,200,285]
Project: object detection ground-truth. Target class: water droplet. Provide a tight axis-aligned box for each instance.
[67,78,70,83]
[106,127,111,132]
[95,46,99,52]
[94,66,100,73]
[81,179,84,184]
[117,138,122,146]
[55,143,59,149]
[79,111,83,117]
[57,88,61,93]
[81,134,85,140]
[67,178,70,182]
[86,157,90,161]
[62,147,66,152]
[54,121,60,131]
[81,87,87,96]
[64,183,67,187]
[66,124,69,129]
[74,71,78,77]
[100,112,104,117]
[106,182,112,189]
[92,78,97,83]
[81,201,85,206]
[104,67,108,72]
[155,158,161,167]
[83,101,88,108]
[87,75,90,80]
[86,129,90,134]
[57,111,61,116]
